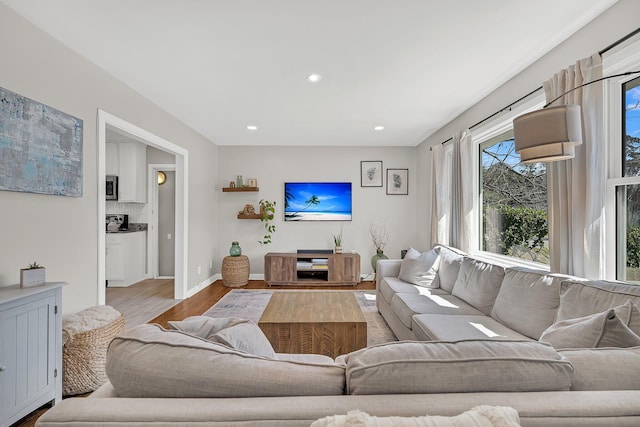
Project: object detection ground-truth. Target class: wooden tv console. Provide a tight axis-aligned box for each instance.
[264,252,361,286]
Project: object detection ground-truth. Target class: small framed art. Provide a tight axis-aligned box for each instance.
[360,161,383,187]
[386,169,408,195]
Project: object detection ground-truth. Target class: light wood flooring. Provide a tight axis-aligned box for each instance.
[13,278,376,427]
[106,278,180,329]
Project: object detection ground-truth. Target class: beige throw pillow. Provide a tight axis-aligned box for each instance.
[169,316,276,358]
[398,247,440,288]
[540,300,640,349]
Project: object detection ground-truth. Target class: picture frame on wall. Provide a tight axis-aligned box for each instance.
[386,169,408,195]
[360,161,383,187]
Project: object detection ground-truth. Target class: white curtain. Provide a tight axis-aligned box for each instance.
[546,53,605,278]
[431,129,473,251]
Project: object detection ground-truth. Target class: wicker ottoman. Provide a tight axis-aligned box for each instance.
[221,255,250,287]
[62,305,125,396]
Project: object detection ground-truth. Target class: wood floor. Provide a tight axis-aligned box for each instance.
[12,278,375,427]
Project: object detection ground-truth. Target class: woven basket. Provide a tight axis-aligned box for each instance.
[222,255,250,287]
[62,315,125,396]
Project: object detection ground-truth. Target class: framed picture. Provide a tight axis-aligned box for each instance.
[386,169,408,195]
[360,161,383,187]
[247,178,258,187]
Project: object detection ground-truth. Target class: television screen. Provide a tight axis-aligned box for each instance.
[284,182,352,221]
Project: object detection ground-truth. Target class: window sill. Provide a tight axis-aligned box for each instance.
[467,251,550,272]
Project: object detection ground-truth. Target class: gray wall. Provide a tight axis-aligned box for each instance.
[0,4,219,314]
[217,145,424,277]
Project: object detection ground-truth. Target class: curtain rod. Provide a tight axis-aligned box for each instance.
[435,26,640,148]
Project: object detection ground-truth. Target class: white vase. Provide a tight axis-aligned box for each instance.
[20,268,46,288]
[335,246,343,254]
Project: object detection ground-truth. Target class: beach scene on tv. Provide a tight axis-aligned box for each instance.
[284,182,352,221]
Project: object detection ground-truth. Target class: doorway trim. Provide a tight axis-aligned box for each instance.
[97,109,189,303]
[149,164,176,279]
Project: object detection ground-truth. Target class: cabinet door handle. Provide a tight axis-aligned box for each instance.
[0,366,6,372]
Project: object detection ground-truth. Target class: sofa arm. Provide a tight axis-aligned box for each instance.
[375,259,402,290]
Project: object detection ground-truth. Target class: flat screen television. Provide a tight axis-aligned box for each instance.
[284,182,352,221]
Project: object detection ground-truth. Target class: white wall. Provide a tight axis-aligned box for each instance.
[418,0,640,247]
[0,4,219,313]
[217,146,420,277]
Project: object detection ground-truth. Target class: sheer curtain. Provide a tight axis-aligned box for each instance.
[431,129,473,251]
[546,53,605,278]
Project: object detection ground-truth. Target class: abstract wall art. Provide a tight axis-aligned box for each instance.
[0,87,83,197]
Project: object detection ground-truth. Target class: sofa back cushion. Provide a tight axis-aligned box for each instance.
[398,247,440,288]
[559,347,640,390]
[432,245,465,292]
[557,279,640,321]
[344,339,573,395]
[490,268,565,339]
[106,324,345,398]
[451,258,504,315]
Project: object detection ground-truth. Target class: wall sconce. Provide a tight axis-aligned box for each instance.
[513,70,640,163]
[157,171,167,185]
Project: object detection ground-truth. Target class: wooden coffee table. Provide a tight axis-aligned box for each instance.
[258,291,367,359]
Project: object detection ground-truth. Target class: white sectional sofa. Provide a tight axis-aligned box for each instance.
[36,245,640,426]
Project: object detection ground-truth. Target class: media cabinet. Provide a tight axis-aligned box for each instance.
[264,252,361,286]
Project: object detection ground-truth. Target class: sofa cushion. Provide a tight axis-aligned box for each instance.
[379,277,449,306]
[411,314,532,342]
[390,293,483,329]
[490,268,565,339]
[540,300,640,349]
[169,316,276,358]
[398,247,440,288]
[344,340,573,395]
[451,258,505,315]
[559,347,640,390]
[557,279,640,321]
[106,324,345,398]
[432,245,466,292]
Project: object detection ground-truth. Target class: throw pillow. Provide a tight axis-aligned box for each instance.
[540,300,640,349]
[169,316,276,358]
[208,321,276,358]
[432,245,465,292]
[397,247,440,288]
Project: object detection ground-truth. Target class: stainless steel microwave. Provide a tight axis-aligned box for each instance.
[106,175,118,200]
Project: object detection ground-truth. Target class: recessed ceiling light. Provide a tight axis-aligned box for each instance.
[307,73,322,83]
[374,126,385,131]
[246,125,258,131]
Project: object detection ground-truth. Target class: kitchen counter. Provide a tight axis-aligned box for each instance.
[106,223,148,233]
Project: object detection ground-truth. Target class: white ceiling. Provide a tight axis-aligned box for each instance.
[2,0,617,147]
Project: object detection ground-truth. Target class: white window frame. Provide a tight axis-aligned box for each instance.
[603,35,640,280]
[470,93,546,269]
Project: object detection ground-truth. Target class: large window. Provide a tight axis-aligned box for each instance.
[480,130,549,264]
[617,76,640,282]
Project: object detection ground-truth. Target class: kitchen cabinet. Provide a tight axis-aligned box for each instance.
[106,141,147,203]
[0,282,64,427]
[106,232,147,287]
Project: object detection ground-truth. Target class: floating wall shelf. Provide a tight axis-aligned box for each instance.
[222,187,259,192]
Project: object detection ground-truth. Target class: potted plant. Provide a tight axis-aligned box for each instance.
[259,199,276,245]
[333,232,343,254]
[20,261,46,288]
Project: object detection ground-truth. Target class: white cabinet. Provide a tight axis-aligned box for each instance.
[106,141,147,203]
[106,232,147,287]
[0,282,64,427]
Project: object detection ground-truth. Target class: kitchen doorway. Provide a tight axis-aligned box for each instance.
[97,110,189,304]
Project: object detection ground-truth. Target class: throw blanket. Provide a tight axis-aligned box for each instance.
[310,406,521,427]
[62,305,122,344]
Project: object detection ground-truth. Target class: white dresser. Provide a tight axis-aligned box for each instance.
[0,282,65,427]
